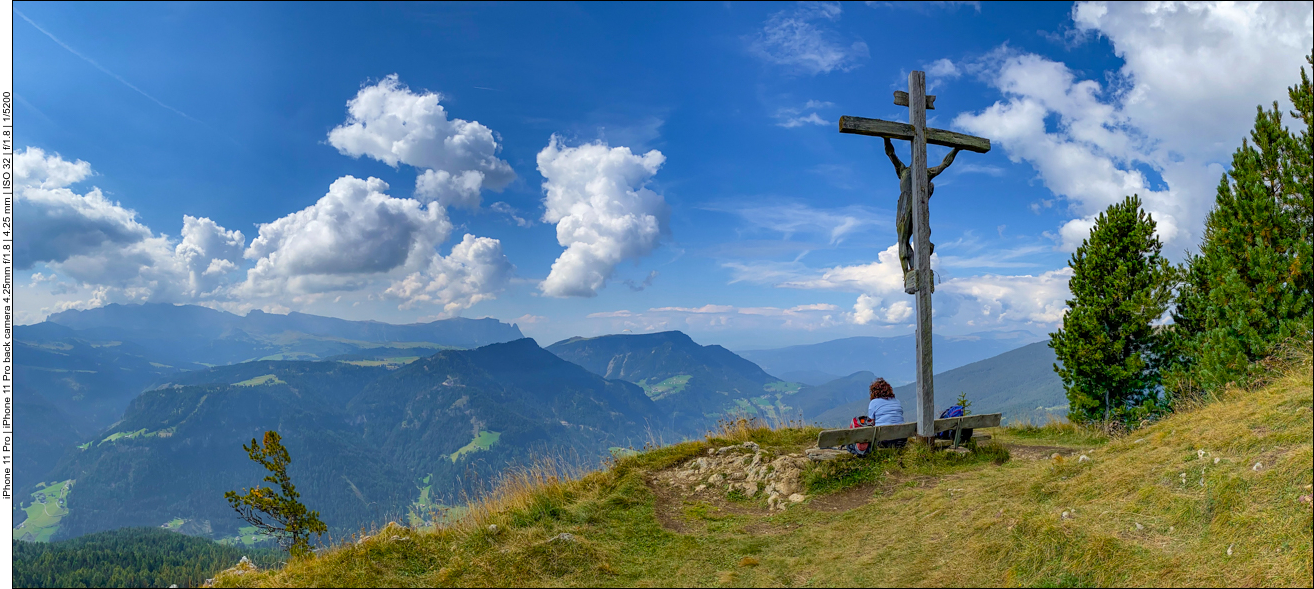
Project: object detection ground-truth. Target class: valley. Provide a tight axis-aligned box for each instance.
[13,303,1066,547]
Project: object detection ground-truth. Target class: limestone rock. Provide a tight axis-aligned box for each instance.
[805,448,845,462]
[788,493,807,503]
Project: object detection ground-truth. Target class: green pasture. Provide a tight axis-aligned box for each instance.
[232,374,286,386]
[13,479,75,543]
[449,431,501,462]
[639,374,692,400]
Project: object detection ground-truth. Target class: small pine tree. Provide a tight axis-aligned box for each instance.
[1166,52,1314,394]
[953,391,972,416]
[1050,195,1175,423]
[224,431,327,558]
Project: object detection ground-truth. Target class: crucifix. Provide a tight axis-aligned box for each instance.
[839,70,991,440]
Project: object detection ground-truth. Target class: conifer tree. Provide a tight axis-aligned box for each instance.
[1166,52,1313,394]
[225,431,327,558]
[1050,195,1175,423]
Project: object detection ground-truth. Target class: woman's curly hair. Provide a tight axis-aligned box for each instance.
[869,378,894,400]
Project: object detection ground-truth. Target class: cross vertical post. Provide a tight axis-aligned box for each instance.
[908,70,935,440]
[835,71,990,444]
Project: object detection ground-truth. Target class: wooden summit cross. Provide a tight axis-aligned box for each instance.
[839,70,991,441]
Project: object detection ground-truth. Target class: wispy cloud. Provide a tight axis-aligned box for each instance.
[749,2,868,75]
[776,112,829,128]
[867,1,981,14]
[774,100,835,128]
[585,302,854,333]
[623,270,659,292]
[934,231,1052,269]
[16,9,222,136]
[489,202,533,227]
[951,163,1006,176]
[704,201,888,245]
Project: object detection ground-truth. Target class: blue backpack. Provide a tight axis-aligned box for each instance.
[936,405,972,441]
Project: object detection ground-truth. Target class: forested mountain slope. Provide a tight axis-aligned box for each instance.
[13,527,281,588]
[13,304,526,516]
[26,339,669,543]
[547,331,792,428]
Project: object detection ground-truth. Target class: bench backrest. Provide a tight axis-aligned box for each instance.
[817,413,1002,448]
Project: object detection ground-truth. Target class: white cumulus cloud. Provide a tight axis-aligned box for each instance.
[327,74,515,209]
[176,215,247,297]
[954,1,1312,256]
[240,175,512,314]
[728,242,1071,331]
[385,234,514,315]
[939,268,1073,327]
[780,244,921,295]
[15,148,152,270]
[242,176,452,295]
[536,136,669,298]
[15,148,245,305]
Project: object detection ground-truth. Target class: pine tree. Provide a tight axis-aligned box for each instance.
[1050,195,1175,423]
[1166,52,1314,395]
[224,431,327,558]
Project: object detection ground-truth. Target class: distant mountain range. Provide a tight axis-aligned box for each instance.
[45,303,525,367]
[14,304,1068,546]
[14,304,526,499]
[813,341,1067,427]
[546,331,795,430]
[39,338,669,541]
[736,331,1043,385]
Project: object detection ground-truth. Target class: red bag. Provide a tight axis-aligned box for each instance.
[850,416,876,453]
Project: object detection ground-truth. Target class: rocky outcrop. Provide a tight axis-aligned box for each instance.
[655,442,812,510]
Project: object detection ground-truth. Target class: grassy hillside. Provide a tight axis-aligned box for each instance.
[213,349,1312,587]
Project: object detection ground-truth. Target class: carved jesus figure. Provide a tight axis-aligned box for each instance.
[884,137,960,289]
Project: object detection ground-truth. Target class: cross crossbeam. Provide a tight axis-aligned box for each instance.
[838,115,991,153]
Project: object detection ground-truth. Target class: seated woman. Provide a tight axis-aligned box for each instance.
[867,378,906,448]
[848,378,906,456]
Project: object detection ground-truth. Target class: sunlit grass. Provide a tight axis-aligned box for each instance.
[215,347,1313,588]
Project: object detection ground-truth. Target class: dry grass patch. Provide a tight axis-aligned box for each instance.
[215,351,1312,587]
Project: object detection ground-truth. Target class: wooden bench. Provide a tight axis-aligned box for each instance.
[817,413,1003,449]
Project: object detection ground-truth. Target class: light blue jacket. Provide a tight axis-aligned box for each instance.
[867,397,904,426]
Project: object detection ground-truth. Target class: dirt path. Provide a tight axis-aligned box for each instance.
[804,483,880,513]
[646,474,691,533]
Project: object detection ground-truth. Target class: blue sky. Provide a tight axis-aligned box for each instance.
[14,1,1312,349]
